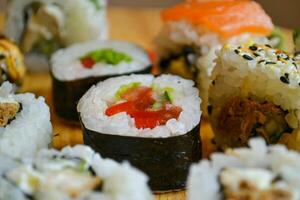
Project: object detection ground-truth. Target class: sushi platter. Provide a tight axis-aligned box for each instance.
[0,1,299,200]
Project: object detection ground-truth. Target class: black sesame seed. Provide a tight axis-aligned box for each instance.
[0,54,5,60]
[253,53,260,57]
[237,46,241,49]
[265,44,272,48]
[299,82,300,86]
[234,49,240,55]
[295,51,300,56]
[280,76,289,84]
[212,80,216,85]
[258,60,265,64]
[266,61,276,65]
[242,54,253,61]
[249,45,258,51]
[208,105,213,115]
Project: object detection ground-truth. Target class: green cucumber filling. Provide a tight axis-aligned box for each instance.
[268,27,285,50]
[81,48,133,65]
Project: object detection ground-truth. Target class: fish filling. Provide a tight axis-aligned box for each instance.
[0,100,21,127]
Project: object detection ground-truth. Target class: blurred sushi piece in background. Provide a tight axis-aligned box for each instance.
[187,138,300,200]
[0,82,52,158]
[51,40,152,122]
[209,44,300,151]
[0,36,26,88]
[0,145,153,200]
[4,0,108,71]
[77,74,202,191]
[294,29,300,53]
[156,0,274,116]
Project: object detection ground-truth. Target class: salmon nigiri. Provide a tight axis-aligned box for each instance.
[161,0,274,39]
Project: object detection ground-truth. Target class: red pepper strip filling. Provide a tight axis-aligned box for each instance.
[105,86,182,129]
[80,57,95,69]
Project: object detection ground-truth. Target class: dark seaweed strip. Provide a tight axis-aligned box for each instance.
[80,118,202,192]
[280,76,289,84]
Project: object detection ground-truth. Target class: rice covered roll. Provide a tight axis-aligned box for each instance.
[51,40,152,122]
[157,0,274,116]
[0,82,52,158]
[0,145,153,200]
[77,74,201,191]
[209,44,300,150]
[0,37,26,87]
[188,138,300,200]
[5,0,107,71]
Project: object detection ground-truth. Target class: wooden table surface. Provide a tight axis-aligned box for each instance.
[0,6,222,200]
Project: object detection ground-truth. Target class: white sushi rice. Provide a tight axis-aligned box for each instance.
[51,40,151,81]
[0,82,52,158]
[78,74,201,138]
[5,0,108,71]
[0,145,153,200]
[187,138,300,200]
[209,44,300,149]
[156,21,270,116]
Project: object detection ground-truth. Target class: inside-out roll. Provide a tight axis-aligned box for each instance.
[187,138,300,200]
[51,40,152,122]
[5,0,108,71]
[209,44,300,150]
[0,82,52,158]
[0,145,153,200]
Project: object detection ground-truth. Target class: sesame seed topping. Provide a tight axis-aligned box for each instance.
[280,76,289,84]
[265,44,272,48]
[266,61,276,65]
[0,55,5,60]
[293,62,298,69]
[258,60,265,64]
[284,73,289,78]
[242,54,253,61]
[249,45,258,51]
[253,53,260,57]
[234,49,240,55]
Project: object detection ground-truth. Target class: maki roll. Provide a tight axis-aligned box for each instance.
[157,0,274,116]
[0,37,26,88]
[5,0,107,71]
[0,82,52,158]
[51,40,152,122]
[187,138,300,200]
[0,145,153,200]
[77,74,202,191]
[209,44,300,150]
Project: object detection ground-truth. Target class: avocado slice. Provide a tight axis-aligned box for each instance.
[268,27,286,51]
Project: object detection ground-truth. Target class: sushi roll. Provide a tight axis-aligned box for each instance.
[77,74,202,191]
[209,44,300,150]
[187,138,300,200]
[0,145,153,200]
[0,37,26,88]
[51,40,152,122]
[5,0,107,71]
[157,0,274,116]
[0,82,52,158]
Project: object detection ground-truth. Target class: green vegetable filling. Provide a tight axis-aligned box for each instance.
[82,48,133,65]
[115,82,141,100]
[268,27,285,50]
[32,39,61,58]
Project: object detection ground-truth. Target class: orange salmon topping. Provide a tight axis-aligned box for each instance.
[161,0,273,38]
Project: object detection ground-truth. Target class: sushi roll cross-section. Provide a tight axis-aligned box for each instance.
[77,74,202,191]
[157,0,274,116]
[5,0,108,71]
[51,40,152,122]
[0,145,153,200]
[187,138,300,200]
[209,44,300,150]
[0,82,52,158]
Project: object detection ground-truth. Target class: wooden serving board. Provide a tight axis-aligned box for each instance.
[0,7,215,200]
